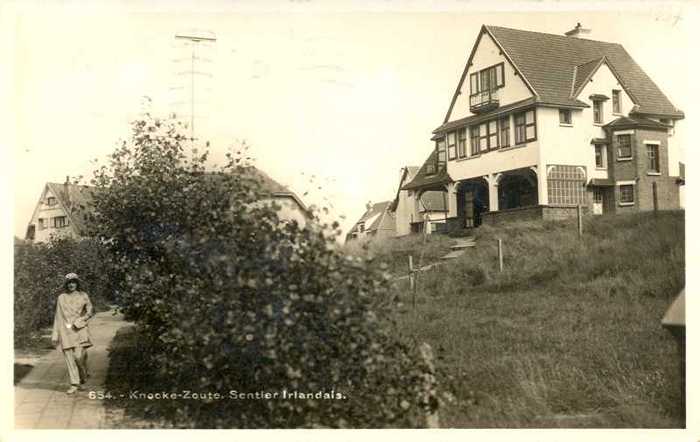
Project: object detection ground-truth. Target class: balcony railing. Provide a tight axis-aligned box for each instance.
[469,89,499,113]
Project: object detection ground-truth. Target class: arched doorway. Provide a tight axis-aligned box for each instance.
[498,170,538,210]
[456,179,489,228]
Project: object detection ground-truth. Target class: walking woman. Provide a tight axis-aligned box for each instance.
[51,273,94,394]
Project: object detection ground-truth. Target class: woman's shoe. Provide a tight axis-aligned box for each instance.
[66,385,79,395]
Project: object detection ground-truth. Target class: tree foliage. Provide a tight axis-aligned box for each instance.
[88,114,439,428]
[14,236,112,346]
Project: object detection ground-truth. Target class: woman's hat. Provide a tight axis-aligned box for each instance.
[65,273,80,281]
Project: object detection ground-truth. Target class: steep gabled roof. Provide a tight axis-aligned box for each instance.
[45,182,98,236]
[401,150,453,191]
[484,25,683,118]
[348,200,393,234]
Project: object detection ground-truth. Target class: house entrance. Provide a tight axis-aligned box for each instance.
[498,170,538,210]
[456,179,489,228]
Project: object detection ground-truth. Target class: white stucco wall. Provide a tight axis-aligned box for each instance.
[29,187,75,243]
[259,196,309,229]
[537,63,638,202]
[449,32,533,122]
[395,189,413,236]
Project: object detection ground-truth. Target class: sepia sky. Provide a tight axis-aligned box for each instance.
[6,1,698,239]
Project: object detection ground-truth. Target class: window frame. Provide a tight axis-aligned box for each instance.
[619,184,635,206]
[612,90,621,114]
[646,143,660,174]
[593,100,604,124]
[594,144,607,169]
[487,119,499,150]
[53,216,68,228]
[47,196,57,206]
[616,134,633,160]
[469,126,480,156]
[559,109,572,126]
[447,132,457,160]
[436,138,446,170]
[499,115,510,148]
[457,128,468,158]
[514,109,537,145]
[469,63,505,96]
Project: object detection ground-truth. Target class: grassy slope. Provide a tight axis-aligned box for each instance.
[389,211,684,428]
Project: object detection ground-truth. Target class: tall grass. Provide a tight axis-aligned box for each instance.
[392,211,684,427]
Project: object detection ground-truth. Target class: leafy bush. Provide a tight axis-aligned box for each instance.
[14,236,112,346]
[90,114,439,428]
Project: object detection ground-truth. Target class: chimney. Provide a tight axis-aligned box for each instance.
[565,22,591,38]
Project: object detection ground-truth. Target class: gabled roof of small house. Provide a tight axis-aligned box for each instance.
[204,167,311,216]
[441,25,684,127]
[603,115,669,131]
[348,200,393,234]
[45,182,98,236]
[401,150,453,191]
[419,190,448,212]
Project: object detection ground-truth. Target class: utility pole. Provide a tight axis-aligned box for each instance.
[173,31,216,143]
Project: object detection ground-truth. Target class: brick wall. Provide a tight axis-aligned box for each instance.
[607,127,680,212]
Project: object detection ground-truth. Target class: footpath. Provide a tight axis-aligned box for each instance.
[14,310,130,429]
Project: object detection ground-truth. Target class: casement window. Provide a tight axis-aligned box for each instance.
[469,63,505,96]
[470,126,480,156]
[457,128,467,158]
[619,184,634,205]
[499,116,510,147]
[47,197,57,206]
[447,132,457,160]
[436,139,446,170]
[514,109,536,144]
[617,134,632,160]
[612,90,621,114]
[478,123,488,152]
[53,216,68,228]
[426,163,436,175]
[646,143,660,173]
[487,120,499,149]
[593,100,604,124]
[559,109,572,125]
[594,144,607,169]
[38,218,46,230]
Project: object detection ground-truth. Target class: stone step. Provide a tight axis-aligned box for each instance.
[451,239,476,250]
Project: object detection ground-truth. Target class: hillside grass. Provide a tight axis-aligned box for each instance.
[342,233,455,277]
[388,211,685,428]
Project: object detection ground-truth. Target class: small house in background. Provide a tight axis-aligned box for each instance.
[24,179,95,243]
[25,168,311,243]
[399,150,452,234]
[241,167,312,229]
[345,201,396,242]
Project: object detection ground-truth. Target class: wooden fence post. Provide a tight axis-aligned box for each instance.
[409,255,416,310]
[497,239,503,273]
[577,205,583,238]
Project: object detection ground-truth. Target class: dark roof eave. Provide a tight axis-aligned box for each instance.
[432,98,588,134]
[630,110,685,120]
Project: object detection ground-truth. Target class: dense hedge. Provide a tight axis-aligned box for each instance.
[88,114,440,428]
[14,237,113,346]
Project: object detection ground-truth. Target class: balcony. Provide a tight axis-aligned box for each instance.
[470,89,499,114]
